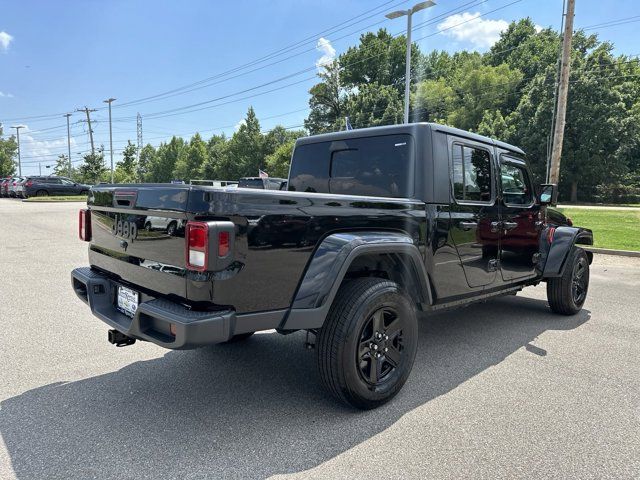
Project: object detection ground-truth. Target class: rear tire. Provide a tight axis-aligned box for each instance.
[80,190,89,196]
[36,190,48,197]
[317,277,418,409]
[547,247,590,315]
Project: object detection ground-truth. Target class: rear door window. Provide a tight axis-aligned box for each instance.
[451,144,493,203]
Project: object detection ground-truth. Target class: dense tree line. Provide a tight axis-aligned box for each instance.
[57,107,305,185]
[305,20,640,202]
[5,19,638,202]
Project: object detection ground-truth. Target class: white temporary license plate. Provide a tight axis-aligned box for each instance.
[117,286,139,318]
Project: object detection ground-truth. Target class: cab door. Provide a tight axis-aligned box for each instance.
[498,153,540,280]
[448,138,500,288]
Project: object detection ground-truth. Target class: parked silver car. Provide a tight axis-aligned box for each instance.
[8,177,24,198]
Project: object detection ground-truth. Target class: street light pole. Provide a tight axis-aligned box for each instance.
[103,98,116,183]
[10,125,24,176]
[386,1,435,124]
[64,113,72,178]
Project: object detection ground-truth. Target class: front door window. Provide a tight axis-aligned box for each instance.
[499,157,539,280]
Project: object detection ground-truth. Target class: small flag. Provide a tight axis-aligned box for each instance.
[258,169,269,178]
[345,116,353,131]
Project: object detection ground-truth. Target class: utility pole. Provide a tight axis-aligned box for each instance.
[546,0,567,182]
[136,113,143,161]
[64,113,72,178]
[76,107,97,155]
[386,1,436,124]
[103,98,116,183]
[548,0,575,185]
[10,125,24,176]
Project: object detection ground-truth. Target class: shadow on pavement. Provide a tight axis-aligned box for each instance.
[1,296,590,479]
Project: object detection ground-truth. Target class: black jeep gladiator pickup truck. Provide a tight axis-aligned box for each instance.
[72,123,593,409]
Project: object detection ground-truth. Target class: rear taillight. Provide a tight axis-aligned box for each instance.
[25,180,33,187]
[79,209,91,241]
[186,222,209,271]
[547,226,556,244]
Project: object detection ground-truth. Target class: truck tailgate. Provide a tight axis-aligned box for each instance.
[87,185,195,301]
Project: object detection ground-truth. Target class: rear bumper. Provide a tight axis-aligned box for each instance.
[71,267,235,349]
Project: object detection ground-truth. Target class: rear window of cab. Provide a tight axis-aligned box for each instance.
[289,134,414,198]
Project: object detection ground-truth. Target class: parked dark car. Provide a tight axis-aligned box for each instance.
[238,176,287,190]
[23,176,90,198]
[72,123,594,409]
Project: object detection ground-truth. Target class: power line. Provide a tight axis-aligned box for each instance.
[581,15,640,31]
[4,0,484,125]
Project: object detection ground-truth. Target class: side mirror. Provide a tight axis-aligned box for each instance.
[539,183,558,206]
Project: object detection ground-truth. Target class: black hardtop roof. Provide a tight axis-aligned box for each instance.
[295,122,525,155]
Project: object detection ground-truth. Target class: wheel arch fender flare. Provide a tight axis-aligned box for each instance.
[281,231,431,331]
[540,226,593,278]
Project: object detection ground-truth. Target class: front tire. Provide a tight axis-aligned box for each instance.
[547,247,590,315]
[317,277,418,409]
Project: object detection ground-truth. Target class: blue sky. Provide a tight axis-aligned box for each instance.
[1,0,639,176]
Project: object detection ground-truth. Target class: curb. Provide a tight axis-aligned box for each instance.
[584,247,640,258]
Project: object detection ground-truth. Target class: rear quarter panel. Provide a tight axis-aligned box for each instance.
[187,188,426,313]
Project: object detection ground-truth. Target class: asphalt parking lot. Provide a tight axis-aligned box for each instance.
[1,200,639,479]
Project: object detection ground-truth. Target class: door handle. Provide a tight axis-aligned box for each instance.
[490,221,501,233]
[459,221,478,231]
[502,221,518,231]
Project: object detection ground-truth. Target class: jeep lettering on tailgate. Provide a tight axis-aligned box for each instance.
[112,217,138,242]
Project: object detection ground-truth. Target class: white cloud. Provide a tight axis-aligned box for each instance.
[0,31,13,51]
[234,119,245,132]
[437,12,509,49]
[19,125,78,162]
[534,24,544,33]
[315,37,336,71]
[0,91,14,98]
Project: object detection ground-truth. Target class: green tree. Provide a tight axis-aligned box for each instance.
[487,19,560,81]
[77,147,106,184]
[137,144,156,182]
[412,78,456,123]
[343,82,402,128]
[339,29,421,96]
[219,107,264,179]
[53,154,71,177]
[265,140,295,178]
[200,134,228,180]
[477,110,514,139]
[447,63,523,131]
[305,61,345,134]
[147,137,185,183]
[0,128,18,177]
[174,133,207,182]
[114,141,138,183]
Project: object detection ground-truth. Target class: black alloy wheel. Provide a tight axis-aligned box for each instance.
[547,247,590,315]
[571,256,588,306]
[317,277,418,409]
[357,307,405,386]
